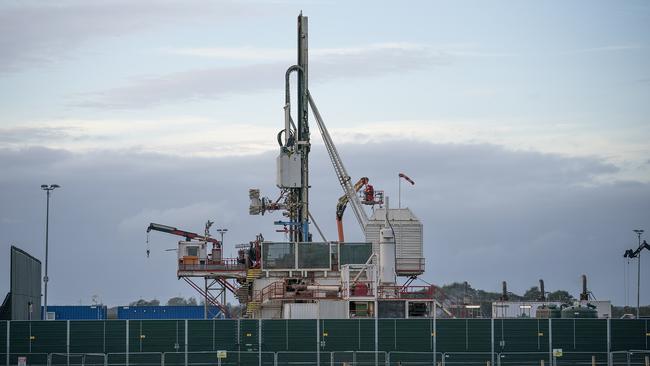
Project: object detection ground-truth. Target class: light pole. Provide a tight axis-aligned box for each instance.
[41,184,60,320]
[633,229,644,318]
[216,228,228,252]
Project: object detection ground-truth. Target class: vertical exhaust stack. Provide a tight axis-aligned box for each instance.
[500,281,509,301]
[538,279,546,301]
[580,274,589,301]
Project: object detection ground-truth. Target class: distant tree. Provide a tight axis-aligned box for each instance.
[129,298,160,306]
[166,297,198,306]
[166,297,186,306]
[523,286,542,300]
[547,290,574,303]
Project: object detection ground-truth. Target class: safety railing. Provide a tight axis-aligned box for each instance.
[177,258,246,272]
[395,257,425,276]
[378,285,435,300]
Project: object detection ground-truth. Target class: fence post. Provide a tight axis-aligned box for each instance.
[259,319,262,366]
[161,352,165,366]
[592,355,596,366]
[66,320,70,366]
[541,359,545,366]
[6,321,9,366]
[607,318,611,366]
[184,320,188,366]
[491,318,495,366]
[126,320,129,366]
[645,355,649,366]
[548,319,553,366]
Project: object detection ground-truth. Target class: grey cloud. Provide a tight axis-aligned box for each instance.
[0,126,79,143]
[0,142,648,306]
[0,1,267,73]
[76,47,449,109]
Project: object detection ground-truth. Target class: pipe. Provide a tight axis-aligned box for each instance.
[501,281,508,301]
[539,279,546,301]
[580,274,588,301]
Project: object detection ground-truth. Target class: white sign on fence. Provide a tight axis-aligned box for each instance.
[17,357,27,366]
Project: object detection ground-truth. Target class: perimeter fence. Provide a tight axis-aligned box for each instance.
[1,319,648,366]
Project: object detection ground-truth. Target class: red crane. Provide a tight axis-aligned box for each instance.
[146,222,221,258]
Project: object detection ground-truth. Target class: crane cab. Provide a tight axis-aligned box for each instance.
[178,241,208,265]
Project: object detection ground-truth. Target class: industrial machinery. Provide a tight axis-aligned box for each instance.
[335,177,383,243]
[146,221,237,318]
[148,13,440,320]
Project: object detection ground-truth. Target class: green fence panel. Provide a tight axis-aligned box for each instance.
[104,320,126,353]
[187,320,211,352]
[213,320,238,351]
[550,319,607,352]
[187,319,238,352]
[611,319,648,351]
[261,319,286,352]
[574,319,607,352]
[467,319,491,352]
[30,321,66,354]
[239,320,259,352]
[378,319,395,352]
[395,319,432,352]
[139,320,183,353]
[436,319,468,353]
[358,319,375,351]
[495,319,548,353]
[69,321,104,354]
[9,322,30,354]
[320,319,365,352]
[0,321,6,352]
[287,319,315,352]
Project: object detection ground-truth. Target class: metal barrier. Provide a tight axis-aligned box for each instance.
[3,351,650,366]
[498,352,549,366]
[443,352,493,366]
[387,351,443,365]
[628,351,650,366]
[48,353,107,366]
[165,351,275,366]
[1,353,49,366]
[106,353,162,366]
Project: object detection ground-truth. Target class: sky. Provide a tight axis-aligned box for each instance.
[1,0,649,307]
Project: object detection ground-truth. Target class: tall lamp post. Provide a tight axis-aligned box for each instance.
[216,228,228,252]
[624,229,649,319]
[41,184,60,320]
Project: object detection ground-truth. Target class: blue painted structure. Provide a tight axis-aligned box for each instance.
[42,305,107,320]
[117,305,222,319]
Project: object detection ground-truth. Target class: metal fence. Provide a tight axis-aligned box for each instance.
[1,351,648,366]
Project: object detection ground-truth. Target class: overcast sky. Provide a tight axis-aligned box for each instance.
[1,0,649,307]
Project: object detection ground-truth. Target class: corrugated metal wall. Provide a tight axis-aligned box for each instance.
[117,306,221,320]
[1,319,647,356]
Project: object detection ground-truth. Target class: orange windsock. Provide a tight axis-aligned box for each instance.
[399,173,415,185]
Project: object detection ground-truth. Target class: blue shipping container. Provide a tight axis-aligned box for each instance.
[117,306,222,319]
[43,305,107,320]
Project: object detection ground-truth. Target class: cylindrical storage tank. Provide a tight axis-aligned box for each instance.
[536,304,561,318]
[561,305,597,318]
[379,226,396,284]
